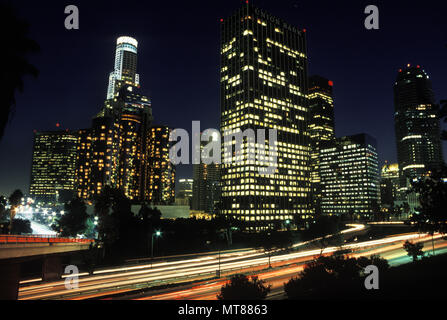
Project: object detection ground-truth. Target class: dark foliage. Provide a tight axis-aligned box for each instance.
[217,274,271,300]
[0,3,39,140]
[52,197,89,237]
[284,254,389,299]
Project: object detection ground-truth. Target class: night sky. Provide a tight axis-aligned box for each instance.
[0,0,446,196]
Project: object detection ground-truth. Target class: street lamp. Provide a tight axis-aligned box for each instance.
[151,230,162,261]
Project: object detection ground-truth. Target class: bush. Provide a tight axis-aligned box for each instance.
[217,274,271,300]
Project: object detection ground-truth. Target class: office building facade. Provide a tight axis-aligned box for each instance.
[308,75,335,216]
[30,131,79,202]
[220,5,311,228]
[320,134,380,217]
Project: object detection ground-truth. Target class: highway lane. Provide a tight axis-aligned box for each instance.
[19,231,440,300]
[18,224,366,300]
[133,237,447,300]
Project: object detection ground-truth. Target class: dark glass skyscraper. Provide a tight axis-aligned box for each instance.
[394,65,444,188]
[220,4,311,228]
[308,76,335,216]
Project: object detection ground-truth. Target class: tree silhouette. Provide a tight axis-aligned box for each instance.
[94,186,139,259]
[52,197,89,237]
[284,254,389,299]
[403,241,424,262]
[0,196,7,221]
[10,218,32,235]
[217,274,271,300]
[0,3,39,140]
[8,189,23,234]
[439,100,447,140]
[410,165,447,253]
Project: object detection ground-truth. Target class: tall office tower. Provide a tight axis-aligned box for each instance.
[320,134,380,217]
[176,179,194,207]
[146,126,175,205]
[308,76,335,216]
[192,162,220,215]
[115,84,153,202]
[75,129,93,200]
[220,5,311,228]
[107,36,140,99]
[192,133,221,215]
[394,65,444,189]
[90,113,120,197]
[380,163,400,209]
[30,131,79,203]
[91,36,154,202]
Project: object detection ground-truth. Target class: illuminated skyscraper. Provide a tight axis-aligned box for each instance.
[90,113,120,197]
[192,133,220,215]
[320,134,380,217]
[75,128,93,200]
[146,126,175,205]
[394,65,444,188]
[30,131,79,202]
[115,84,152,202]
[220,5,311,228]
[308,75,335,216]
[176,179,194,207]
[380,163,400,209]
[107,36,140,99]
[90,36,156,203]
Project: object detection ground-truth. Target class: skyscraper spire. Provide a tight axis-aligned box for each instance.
[107,36,140,99]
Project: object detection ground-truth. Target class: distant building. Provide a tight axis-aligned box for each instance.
[308,75,336,216]
[380,163,400,209]
[30,36,175,205]
[320,134,380,217]
[176,179,193,207]
[146,126,175,205]
[394,65,444,189]
[192,133,220,215]
[75,129,93,200]
[30,131,79,202]
[90,113,120,198]
[192,163,220,215]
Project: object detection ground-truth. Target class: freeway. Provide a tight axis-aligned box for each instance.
[17,224,365,300]
[132,236,447,300]
[17,225,444,300]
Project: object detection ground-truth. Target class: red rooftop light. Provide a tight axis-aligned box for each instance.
[56,123,60,128]
[303,29,307,33]
[328,80,334,87]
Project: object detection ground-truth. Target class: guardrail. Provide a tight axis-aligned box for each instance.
[0,234,94,244]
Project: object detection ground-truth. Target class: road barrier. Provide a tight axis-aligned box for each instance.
[0,234,94,244]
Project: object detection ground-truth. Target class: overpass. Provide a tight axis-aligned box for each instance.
[0,235,94,300]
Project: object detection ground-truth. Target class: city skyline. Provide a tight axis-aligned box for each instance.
[1,1,447,302]
[0,0,446,196]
